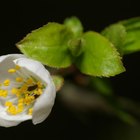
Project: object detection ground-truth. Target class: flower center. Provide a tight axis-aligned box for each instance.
[0,64,46,116]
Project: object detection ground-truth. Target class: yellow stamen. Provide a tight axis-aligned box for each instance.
[3,79,10,86]
[3,90,8,97]
[15,65,21,70]
[11,88,19,94]
[5,101,13,107]
[20,84,28,92]
[37,81,43,88]
[16,77,23,82]
[26,78,34,85]
[11,88,20,97]
[8,69,16,73]
[24,95,35,105]
[17,103,24,113]
[7,105,17,115]
[18,98,24,103]
[3,69,45,116]
[34,88,43,95]
[18,103,23,108]
[28,108,33,115]
[0,89,8,97]
[17,108,23,113]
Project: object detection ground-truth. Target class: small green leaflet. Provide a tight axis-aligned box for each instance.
[64,16,83,37]
[120,17,140,54]
[102,23,126,55]
[102,17,140,55]
[75,31,125,77]
[64,17,84,57]
[17,23,73,68]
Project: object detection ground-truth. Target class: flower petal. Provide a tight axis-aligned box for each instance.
[0,117,21,127]
[0,54,24,63]
[0,54,25,81]
[0,54,32,127]
[14,57,52,82]
[0,107,31,127]
[0,54,25,107]
[13,58,56,124]
[32,81,55,124]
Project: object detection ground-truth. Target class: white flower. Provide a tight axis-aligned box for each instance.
[0,54,56,127]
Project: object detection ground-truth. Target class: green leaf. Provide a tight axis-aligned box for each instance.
[122,30,140,54]
[64,16,83,37]
[120,17,140,30]
[52,75,64,91]
[17,22,73,68]
[120,17,140,54]
[76,31,125,77]
[102,17,140,55]
[102,23,126,54]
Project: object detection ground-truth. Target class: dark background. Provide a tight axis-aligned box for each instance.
[0,0,140,139]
